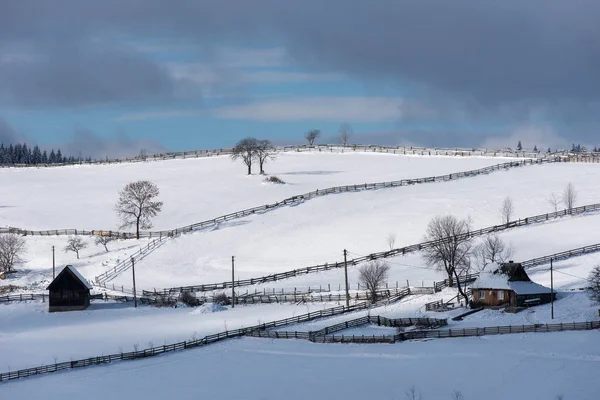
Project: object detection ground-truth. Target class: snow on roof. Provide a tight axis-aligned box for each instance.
[509,281,552,295]
[65,265,93,290]
[471,263,552,295]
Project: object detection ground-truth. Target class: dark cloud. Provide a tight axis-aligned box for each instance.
[1,0,600,144]
[0,40,174,107]
[1,1,599,106]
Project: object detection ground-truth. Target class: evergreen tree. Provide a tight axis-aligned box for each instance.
[547,147,551,153]
[516,140,523,151]
[49,149,56,163]
[533,145,538,152]
[56,149,63,163]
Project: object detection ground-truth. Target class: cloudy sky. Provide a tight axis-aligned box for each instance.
[1,1,599,157]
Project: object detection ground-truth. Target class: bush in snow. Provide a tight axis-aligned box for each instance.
[263,176,285,184]
[178,291,200,307]
[213,293,231,306]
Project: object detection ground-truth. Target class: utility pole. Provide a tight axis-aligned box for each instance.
[343,249,350,308]
[131,257,137,308]
[52,246,55,279]
[550,257,554,319]
[231,256,235,308]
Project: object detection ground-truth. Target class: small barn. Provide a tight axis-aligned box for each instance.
[471,261,555,309]
[46,265,92,312]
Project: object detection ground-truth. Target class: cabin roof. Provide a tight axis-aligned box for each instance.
[471,262,551,295]
[46,265,93,291]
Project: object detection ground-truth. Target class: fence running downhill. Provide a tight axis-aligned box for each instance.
[0,302,370,383]
[146,201,600,295]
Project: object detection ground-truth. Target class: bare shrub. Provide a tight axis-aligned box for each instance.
[405,386,422,400]
[179,291,200,307]
[95,235,116,252]
[359,260,390,302]
[115,181,163,239]
[213,293,231,306]
[264,176,285,184]
[64,236,87,259]
[386,233,396,251]
[473,234,514,272]
[589,265,600,303]
[0,234,26,273]
[422,215,473,304]
[500,196,514,224]
[562,182,577,212]
[548,192,561,213]
[305,129,320,145]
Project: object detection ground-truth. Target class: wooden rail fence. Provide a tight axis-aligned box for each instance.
[150,201,600,295]
[2,158,551,244]
[0,302,370,383]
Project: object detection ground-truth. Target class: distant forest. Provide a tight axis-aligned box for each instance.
[0,143,91,165]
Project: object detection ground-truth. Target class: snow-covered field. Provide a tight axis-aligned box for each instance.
[2,332,599,400]
[1,150,600,397]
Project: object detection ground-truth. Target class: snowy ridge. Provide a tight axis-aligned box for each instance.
[1,158,550,239]
[0,143,548,171]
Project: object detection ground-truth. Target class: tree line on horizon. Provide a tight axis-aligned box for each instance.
[0,143,90,165]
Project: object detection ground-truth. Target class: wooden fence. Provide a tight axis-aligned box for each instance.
[95,236,170,284]
[152,200,600,295]
[0,302,370,383]
[3,158,552,243]
[0,143,553,172]
[402,320,600,340]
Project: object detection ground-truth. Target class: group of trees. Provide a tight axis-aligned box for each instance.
[304,123,354,146]
[0,143,87,165]
[231,138,276,175]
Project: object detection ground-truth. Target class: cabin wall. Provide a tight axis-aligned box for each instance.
[472,289,511,308]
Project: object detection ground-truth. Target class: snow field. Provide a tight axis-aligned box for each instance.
[0,301,335,371]
[2,331,599,400]
[112,162,600,290]
[0,152,509,231]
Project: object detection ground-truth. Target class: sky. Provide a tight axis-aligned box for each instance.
[1,1,599,158]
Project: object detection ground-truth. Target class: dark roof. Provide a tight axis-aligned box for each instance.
[46,265,93,291]
[497,262,531,282]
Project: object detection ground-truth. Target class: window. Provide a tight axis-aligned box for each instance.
[478,290,485,299]
[498,291,504,301]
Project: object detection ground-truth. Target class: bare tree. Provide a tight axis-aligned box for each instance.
[115,181,163,239]
[422,215,473,303]
[64,236,87,259]
[548,192,561,213]
[589,265,600,303]
[231,137,258,175]
[254,139,276,175]
[0,234,26,273]
[452,391,465,400]
[562,182,577,212]
[95,235,116,252]
[386,233,396,251]
[500,196,514,224]
[339,123,353,146]
[405,386,422,400]
[473,234,513,271]
[304,129,321,146]
[359,260,390,302]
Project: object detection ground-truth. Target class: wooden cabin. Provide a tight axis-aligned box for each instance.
[46,265,92,312]
[471,261,555,309]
